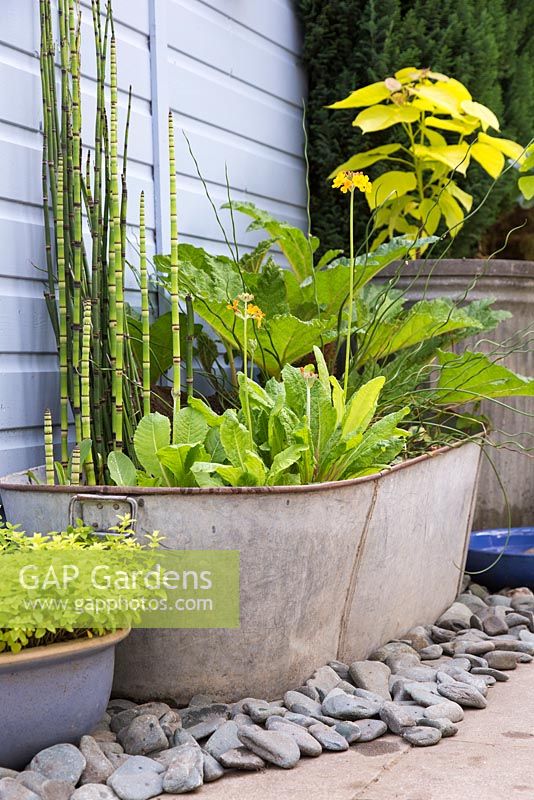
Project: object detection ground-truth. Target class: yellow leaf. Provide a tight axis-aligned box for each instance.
[477,133,526,163]
[328,144,401,178]
[409,84,464,116]
[328,82,390,109]
[518,175,534,201]
[353,104,420,133]
[424,129,447,147]
[443,78,472,103]
[448,181,473,212]
[425,116,478,134]
[413,143,471,175]
[460,100,500,131]
[471,142,505,178]
[418,198,442,235]
[438,189,464,236]
[366,170,417,210]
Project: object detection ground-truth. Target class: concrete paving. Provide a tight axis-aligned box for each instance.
[201,662,534,800]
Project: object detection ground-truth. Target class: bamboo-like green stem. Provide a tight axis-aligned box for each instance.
[81,300,96,484]
[169,111,181,441]
[139,191,151,415]
[109,35,123,449]
[185,294,194,399]
[242,308,253,438]
[44,409,55,486]
[343,189,355,398]
[70,446,81,486]
[56,156,69,466]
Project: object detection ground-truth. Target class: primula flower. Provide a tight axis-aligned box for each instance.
[227,294,266,327]
[332,170,372,194]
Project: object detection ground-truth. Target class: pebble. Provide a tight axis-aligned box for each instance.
[368,642,419,662]
[487,595,512,607]
[418,717,458,737]
[483,614,509,637]
[0,780,41,800]
[437,602,473,631]
[283,691,323,718]
[402,626,433,651]
[172,731,198,749]
[153,745,200,770]
[19,776,72,800]
[419,645,443,660]
[29,744,86,785]
[423,701,464,723]
[79,736,114,785]
[454,653,488,668]
[237,727,301,769]
[117,716,168,756]
[307,723,349,752]
[333,721,362,744]
[243,700,285,724]
[218,747,265,771]
[355,719,388,741]
[306,666,341,701]
[403,682,441,707]
[322,688,381,720]
[204,722,241,760]
[402,726,442,746]
[437,682,487,709]
[71,786,118,800]
[111,705,173,735]
[265,717,322,756]
[379,701,418,734]
[0,774,18,782]
[348,661,392,700]
[485,651,518,670]
[107,757,164,800]
[430,625,457,643]
[456,593,488,614]
[328,661,351,681]
[394,665,438,682]
[162,745,204,793]
[201,750,225,782]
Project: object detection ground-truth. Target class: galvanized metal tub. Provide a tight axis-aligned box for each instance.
[0,442,481,703]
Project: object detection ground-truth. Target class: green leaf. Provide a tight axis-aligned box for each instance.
[337,408,410,480]
[238,374,274,413]
[434,350,534,405]
[108,452,137,487]
[313,345,330,393]
[310,380,338,457]
[188,397,223,428]
[173,407,209,445]
[156,443,208,487]
[330,376,345,425]
[134,413,170,479]
[316,249,344,268]
[266,444,307,485]
[342,376,385,439]
[219,410,254,470]
[519,175,534,201]
[366,171,417,210]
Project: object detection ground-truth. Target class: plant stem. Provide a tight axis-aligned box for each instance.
[81,300,96,484]
[242,308,253,438]
[139,191,151,416]
[169,111,181,441]
[44,409,54,485]
[70,446,80,486]
[185,294,194,399]
[343,189,355,398]
[56,156,69,466]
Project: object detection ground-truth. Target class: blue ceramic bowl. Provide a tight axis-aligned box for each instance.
[466,527,534,591]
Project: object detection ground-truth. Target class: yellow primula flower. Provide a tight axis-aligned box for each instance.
[332,170,373,194]
[227,295,266,327]
[246,303,266,327]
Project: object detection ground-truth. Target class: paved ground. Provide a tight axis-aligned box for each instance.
[201,663,534,800]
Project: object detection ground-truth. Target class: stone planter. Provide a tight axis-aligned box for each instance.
[0,629,129,769]
[0,442,481,704]
[380,258,534,530]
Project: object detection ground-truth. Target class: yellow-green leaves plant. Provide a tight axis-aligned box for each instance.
[329,68,527,246]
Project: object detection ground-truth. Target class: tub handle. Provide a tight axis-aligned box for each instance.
[68,493,138,537]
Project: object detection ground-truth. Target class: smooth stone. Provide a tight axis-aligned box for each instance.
[430,626,457,643]
[385,654,421,673]
[29,744,86,785]
[162,745,204,794]
[333,721,362,744]
[306,665,342,701]
[284,691,323,718]
[71,786,118,800]
[243,700,285,724]
[117,716,168,756]
[0,774,18,783]
[322,688,381,720]
[201,750,225,783]
[265,718,322,757]
[487,595,512,607]
[180,704,228,729]
[519,629,534,643]
[437,602,473,631]
[0,781,41,800]
[107,700,138,714]
[188,694,216,707]
[437,666,488,695]
[355,719,388,742]
[468,583,490,600]
[418,717,458,737]
[232,714,255,728]
[107,758,164,800]
[328,661,351,681]
[447,658,471,672]
[368,642,419,662]
[403,682,441,707]
[154,744,200,770]
[237,727,301,769]
[307,723,349,752]
[485,651,518,670]
[423,701,464,723]
[379,702,418,734]
[452,641,495,656]
[17,775,71,800]
[456,593,488,613]
[80,736,114,785]
[402,626,433,651]
[483,614,509,636]
[349,661,391,700]
[295,685,321,702]
[218,747,265,771]
[454,653,488,669]
[204,722,241,760]
[394,665,438,682]
[110,705,173,734]
[517,653,533,663]
[437,683,487,709]
[172,731,198,749]
[419,645,443,660]
[284,713,316,728]
[402,726,442,746]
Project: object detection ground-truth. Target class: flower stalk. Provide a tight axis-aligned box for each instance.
[169,111,181,442]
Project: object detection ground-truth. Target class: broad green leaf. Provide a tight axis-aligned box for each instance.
[205,427,226,462]
[219,410,254,470]
[190,461,243,486]
[188,397,223,428]
[266,445,307,485]
[470,142,505,178]
[243,450,267,485]
[313,345,330,393]
[266,316,338,375]
[173,407,209,445]
[366,171,417,210]
[281,364,307,417]
[330,144,402,176]
[54,462,67,486]
[156,443,208,487]
[519,175,534,201]
[328,81,391,109]
[136,471,160,487]
[413,143,470,175]
[134,412,170,479]
[354,104,420,134]
[477,133,525,163]
[316,248,344,268]
[434,350,534,405]
[238,373,274,412]
[461,100,499,131]
[330,376,345,425]
[291,422,314,485]
[108,451,137,487]
[342,376,385,439]
[310,381,338,456]
[337,408,410,480]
